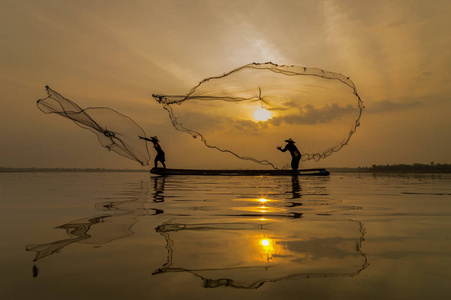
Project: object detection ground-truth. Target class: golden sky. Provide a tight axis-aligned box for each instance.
[1,0,450,169]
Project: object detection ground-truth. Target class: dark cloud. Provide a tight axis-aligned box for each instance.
[270,103,357,126]
[233,119,269,133]
[419,71,433,78]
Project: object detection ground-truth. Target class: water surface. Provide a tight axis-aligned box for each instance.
[1,172,450,299]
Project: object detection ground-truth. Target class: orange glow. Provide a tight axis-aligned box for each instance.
[259,237,276,262]
[258,198,267,213]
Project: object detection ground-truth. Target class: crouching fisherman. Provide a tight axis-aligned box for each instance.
[139,136,166,170]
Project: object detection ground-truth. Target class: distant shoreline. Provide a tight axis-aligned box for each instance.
[0,167,147,173]
[1,163,449,173]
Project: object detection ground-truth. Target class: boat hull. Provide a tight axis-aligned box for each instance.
[150,168,330,176]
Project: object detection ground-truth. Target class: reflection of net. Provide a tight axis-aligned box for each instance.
[26,179,163,262]
[153,219,368,289]
[153,62,364,168]
[37,86,151,166]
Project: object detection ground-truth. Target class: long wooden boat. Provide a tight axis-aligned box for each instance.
[150,168,330,176]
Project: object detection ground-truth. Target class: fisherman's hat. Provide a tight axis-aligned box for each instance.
[150,136,159,142]
[285,138,295,143]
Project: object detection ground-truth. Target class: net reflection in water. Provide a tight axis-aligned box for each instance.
[153,218,368,289]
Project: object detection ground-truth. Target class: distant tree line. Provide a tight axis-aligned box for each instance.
[355,162,450,173]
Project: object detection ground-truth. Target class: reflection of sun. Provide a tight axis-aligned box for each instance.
[261,239,270,246]
[253,107,272,122]
[258,198,268,213]
[259,237,275,262]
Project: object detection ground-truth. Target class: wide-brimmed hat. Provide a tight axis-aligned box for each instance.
[150,136,159,142]
[285,138,295,143]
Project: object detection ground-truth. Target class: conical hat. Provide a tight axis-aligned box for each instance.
[150,136,159,142]
[285,138,295,143]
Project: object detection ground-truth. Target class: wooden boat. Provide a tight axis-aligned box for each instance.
[150,168,330,176]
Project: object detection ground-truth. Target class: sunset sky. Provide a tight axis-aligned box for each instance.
[1,0,450,169]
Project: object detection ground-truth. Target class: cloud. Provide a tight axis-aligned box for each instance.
[367,100,423,114]
[270,103,357,125]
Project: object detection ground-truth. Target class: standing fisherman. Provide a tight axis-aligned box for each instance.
[139,136,166,169]
[277,138,301,171]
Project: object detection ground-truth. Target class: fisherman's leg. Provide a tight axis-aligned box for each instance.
[292,158,300,171]
[158,158,166,169]
[160,154,166,169]
[154,157,158,168]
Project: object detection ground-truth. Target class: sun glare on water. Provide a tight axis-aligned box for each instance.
[261,239,270,246]
[253,107,272,122]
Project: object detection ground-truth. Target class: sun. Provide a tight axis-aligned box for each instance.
[253,107,272,122]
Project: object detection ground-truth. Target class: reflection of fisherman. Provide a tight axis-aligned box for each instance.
[153,176,165,203]
[139,136,166,169]
[277,138,301,171]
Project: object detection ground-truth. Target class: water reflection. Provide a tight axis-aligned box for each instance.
[26,174,367,287]
[153,176,165,202]
[153,217,368,289]
[291,175,301,199]
[149,175,367,288]
[26,179,162,265]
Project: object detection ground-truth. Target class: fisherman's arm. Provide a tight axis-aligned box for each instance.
[139,136,152,142]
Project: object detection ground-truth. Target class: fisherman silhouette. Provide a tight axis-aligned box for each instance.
[139,136,166,169]
[277,138,301,171]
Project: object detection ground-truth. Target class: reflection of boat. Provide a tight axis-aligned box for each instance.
[150,168,330,176]
[153,218,368,289]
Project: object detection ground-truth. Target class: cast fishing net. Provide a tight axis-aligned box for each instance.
[37,86,151,166]
[153,62,364,169]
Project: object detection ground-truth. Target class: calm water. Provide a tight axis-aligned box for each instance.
[1,172,450,299]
